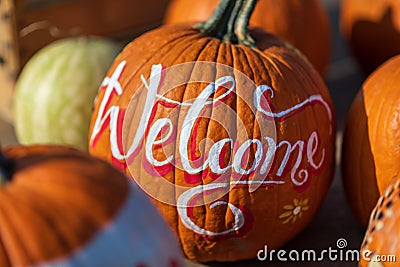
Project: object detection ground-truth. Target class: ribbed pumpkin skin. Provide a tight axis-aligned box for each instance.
[88,24,335,262]
[340,0,400,73]
[359,178,400,267]
[0,145,183,267]
[14,37,119,151]
[164,0,331,76]
[342,55,400,225]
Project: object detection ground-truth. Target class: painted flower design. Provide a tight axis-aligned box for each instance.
[279,198,309,224]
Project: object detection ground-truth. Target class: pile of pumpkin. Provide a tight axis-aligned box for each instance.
[0,0,400,266]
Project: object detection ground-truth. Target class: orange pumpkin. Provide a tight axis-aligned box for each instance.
[89,0,335,262]
[164,0,332,76]
[342,55,400,225]
[340,0,400,73]
[359,177,400,267]
[0,145,183,267]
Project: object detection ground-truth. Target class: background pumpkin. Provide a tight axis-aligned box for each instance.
[89,0,336,262]
[359,177,400,267]
[340,0,400,73]
[14,37,119,151]
[14,0,170,66]
[342,54,400,225]
[164,0,332,76]
[0,145,183,267]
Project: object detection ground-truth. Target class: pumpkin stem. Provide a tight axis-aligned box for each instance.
[0,150,13,185]
[194,0,257,48]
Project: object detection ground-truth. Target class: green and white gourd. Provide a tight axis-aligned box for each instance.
[14,37,119,150]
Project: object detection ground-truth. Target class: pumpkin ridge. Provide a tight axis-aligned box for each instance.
[225,45,253,255]
[108,32,199,167]
[0,193,37,265]
[6,179,121,242]
[233,43,256,207]
[11,180,107,237]
[254,44,274,97]
[120,24,198,60]
[255,48,286,80]
[32,184,182,267]
[206,42,235,256]
[0,147,130,264]
[367,83,384,157]
[244,42,276,204]
[359,109,372,221]
[198,40,230,252]
[299,64,322,208]
[196,40,220,238]
[377,67,400,193]
[0,238,11,267]
[173,38,218,258]
[231,43,248,236]
[0,198,24,265]
[136,32,204,85]
[216,42,235,256]
[367,66,400,194]
[164,0,331,75]
[0,189,72,264]
[342,90,379,224]
[227,43,240,253]
[121,34,215,257]
[116,33,203,113]
[363,67,399,195]
[238,44,260,243]
[117,32,205,137]
[122,33,212,206]
[119,31,204,98]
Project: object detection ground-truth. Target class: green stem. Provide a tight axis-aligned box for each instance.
[194,0,257,48]
[0,150,13,185]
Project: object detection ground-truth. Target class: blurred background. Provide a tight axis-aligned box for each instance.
[0,0,369,266]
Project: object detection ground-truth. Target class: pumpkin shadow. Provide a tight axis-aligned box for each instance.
[349,6,400,73]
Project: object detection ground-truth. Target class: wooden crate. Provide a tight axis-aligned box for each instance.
[15,0,170,65]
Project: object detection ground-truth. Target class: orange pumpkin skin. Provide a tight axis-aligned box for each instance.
[88,22,335,262]
[340,0,400,73]
[342,55,400,226]
[164,0,332,76]
[359,178,400,267]
[0,145,183,267]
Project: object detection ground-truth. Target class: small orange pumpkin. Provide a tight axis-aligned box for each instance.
[0,145,183,267]
[342,54,400,225]
[89,0,335,262]
[359,177,400,267]
[164,0,332,76]
[340,0,400,73]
